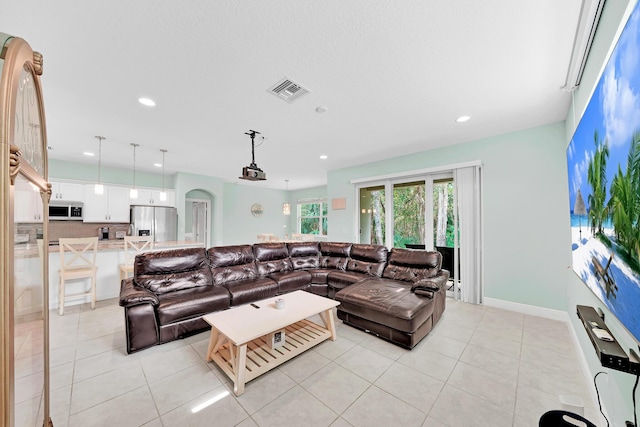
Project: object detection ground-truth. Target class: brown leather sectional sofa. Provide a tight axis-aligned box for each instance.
[119,241,449,354]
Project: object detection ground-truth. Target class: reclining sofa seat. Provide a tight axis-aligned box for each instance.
[208,244,278,305]
[325,243,388,298]
[253,243,312,294]
[335,247,449,349]
[286,242,327,296]
[120,247,230,353]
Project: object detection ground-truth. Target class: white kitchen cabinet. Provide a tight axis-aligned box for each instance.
[83,185,131,222]
[15,188,43,222]
[133,188,175,207]
[50,181,84,202]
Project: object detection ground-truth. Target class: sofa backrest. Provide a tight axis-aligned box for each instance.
[347,244,388,277]
[253,243,293,276]
[287,242,320,270]
[134,247,212,294]
[319,242,351,270]
[382,247,442,282]
[208,244,258,286]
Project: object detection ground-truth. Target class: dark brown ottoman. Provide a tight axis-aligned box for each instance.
[335,277,445,349]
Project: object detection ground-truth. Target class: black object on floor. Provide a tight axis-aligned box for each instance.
[538,410,597,427]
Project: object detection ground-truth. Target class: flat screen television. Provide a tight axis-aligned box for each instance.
[567,1,640,343]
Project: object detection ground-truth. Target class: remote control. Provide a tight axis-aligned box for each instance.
[250,303,260,309]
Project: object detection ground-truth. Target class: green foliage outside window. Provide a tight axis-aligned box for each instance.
[299,200,327,235]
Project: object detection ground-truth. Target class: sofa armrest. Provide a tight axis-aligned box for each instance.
[414,269,449,291]
[119,278,159,308]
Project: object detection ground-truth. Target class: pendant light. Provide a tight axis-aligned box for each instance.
[283,180,291,215]
[94,136,105,195]
[159,149,167,201]
[130,143,139,199]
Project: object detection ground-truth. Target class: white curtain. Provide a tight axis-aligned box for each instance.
[453,166,483,304]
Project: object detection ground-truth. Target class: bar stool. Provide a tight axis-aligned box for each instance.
[58,237,98,315]
[119,235,154,281]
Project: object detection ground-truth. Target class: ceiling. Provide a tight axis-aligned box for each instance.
[1,0,585,190]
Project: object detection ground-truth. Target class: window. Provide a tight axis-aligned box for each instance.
[298,199,328,235]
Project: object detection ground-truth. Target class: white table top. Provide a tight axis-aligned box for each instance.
[203,290,339,345]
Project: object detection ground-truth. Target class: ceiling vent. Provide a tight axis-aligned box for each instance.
[268,77,311,103]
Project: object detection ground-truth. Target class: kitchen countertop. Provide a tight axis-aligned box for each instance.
[15,240,204,258]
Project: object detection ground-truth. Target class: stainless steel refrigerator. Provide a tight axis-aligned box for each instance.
[130,205,177,243]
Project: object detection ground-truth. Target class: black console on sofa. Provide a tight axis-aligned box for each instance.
[119,242,449,353]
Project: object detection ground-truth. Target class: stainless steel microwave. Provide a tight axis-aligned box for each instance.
[49,203,83,220]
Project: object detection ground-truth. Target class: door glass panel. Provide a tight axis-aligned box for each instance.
[433,179,455,247]
[433,179,457,284]
[359,185,385,245]
[13,174,45,426]
[393,181,425,248]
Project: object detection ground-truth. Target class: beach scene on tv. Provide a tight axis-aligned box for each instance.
[567,2,640,343]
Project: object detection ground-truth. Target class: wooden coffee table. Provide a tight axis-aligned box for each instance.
[203,290,340,395]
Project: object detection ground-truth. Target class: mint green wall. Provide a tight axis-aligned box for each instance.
[49,159,175,189]
[222,183,290,245]
[564,1,638,424]
[327,122,569,310]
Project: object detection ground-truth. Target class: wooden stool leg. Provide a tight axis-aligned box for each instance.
[58,277,64,316]
[91,274,96,310]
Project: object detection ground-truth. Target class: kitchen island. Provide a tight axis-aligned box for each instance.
[14,240,204,313]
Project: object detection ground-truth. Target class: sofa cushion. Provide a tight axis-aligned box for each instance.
[254,243,293,275]
[327,270,368,288]
[156,285,230,324]
[223,277,279,306]
[270,270,312,293]
[306,268,330,284]
[382,248,442,282]
[335,278,435,333]
[208,245,259,285]
[287,242,320,270]
[135,248,213,295]
[319,242,352,270]
[346,244,388,277]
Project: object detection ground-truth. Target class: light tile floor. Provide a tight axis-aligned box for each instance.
[15,297,601,426]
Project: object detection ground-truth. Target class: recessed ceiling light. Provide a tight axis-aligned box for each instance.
[138,97,156,107]
[319,154,328,160]
[153,163,162,167]
[455,115,471,123]
[83,151,95,156]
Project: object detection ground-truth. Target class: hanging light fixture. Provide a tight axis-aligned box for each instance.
[283,180,291,215]
[159,149,167,201]
[94,135,105,195]
[130,143,139,199]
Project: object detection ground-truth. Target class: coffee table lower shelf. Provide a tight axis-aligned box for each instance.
[208,319,332,395]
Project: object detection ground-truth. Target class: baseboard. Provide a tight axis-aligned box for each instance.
[483,297,599,413]
[483,297,570,322]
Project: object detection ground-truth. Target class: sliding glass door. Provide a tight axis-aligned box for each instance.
[393,181,426,248]
[359,185,386,245]
[358,174,453,250]
[355,165,482,304]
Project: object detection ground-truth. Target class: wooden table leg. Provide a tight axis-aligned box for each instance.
[319,309,337,341]
[233,344,248,396]
[206,328,219,362]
